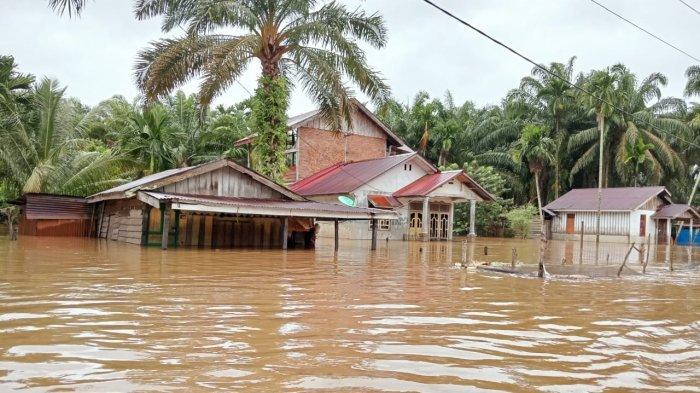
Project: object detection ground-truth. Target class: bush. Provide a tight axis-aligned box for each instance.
[505,204,537,238]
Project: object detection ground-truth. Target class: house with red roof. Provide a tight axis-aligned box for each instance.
[236,100,494,241]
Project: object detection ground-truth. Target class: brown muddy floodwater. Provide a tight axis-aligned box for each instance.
[0,236,699,392]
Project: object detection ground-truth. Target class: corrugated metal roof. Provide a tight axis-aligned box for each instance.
[24,194,91,220]
[544,187,669,211]
[367,194,402,208]
[392,170,494,201]
[91,166,193,196]
[393,171,462,197]
[141,192,397,220]
[290,153,416,196]
[651,204,699,219]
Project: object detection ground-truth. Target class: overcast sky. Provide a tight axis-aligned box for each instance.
[2,0,698,115]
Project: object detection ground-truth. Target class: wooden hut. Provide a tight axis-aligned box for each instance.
[86,159,395,250]
[651,204,699,245]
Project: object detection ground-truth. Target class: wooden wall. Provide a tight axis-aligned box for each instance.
[296,107,387,138]
[176,213,284,249]
[98,198,289,249]
[160,166,284,199]
[98,199,144,245]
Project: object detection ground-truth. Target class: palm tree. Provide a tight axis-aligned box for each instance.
[570,66,685,185]
[511,124,555,220]
[685,65,700,97]
[124,104,178,174]
[519,56,577,198]
[624,137,655,186]
[0,78,134,198]
[132,0,389,180]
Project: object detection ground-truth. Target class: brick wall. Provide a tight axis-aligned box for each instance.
[298,127,387,179]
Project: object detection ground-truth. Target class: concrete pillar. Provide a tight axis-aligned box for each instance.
[422,197,430,239]
[468,199,477,237]
[447,202,454,240]
[666,219,672,245]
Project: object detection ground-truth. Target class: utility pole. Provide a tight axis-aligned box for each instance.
[595,113,605,263]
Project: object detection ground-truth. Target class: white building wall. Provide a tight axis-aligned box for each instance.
[428,180,481,201]
[551,210,656,243]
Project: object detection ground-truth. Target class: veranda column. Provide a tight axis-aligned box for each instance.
[161,204,170,250]
[447,202,454,240]
[690,218,694,246]
[422,197,430,239]
[666,219,672,245]
[468,199,477,237]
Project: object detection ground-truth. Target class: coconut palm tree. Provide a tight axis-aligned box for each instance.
[0,78,134,198]
[511,124,555,220]
[132,0,389,180]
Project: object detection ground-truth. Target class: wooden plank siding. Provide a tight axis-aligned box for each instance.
[160,167,284,199]
[296,107,386,138]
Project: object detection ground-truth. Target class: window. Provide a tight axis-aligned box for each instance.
[286,129,298,149]
[404,164,412,171]
[409,164,412,171]
[285,151,297,167]
[370,219,391,231]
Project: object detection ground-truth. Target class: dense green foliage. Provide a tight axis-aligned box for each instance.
[505,205,538,239]
[251,76,289,182]
[0,55,252,203]
[380,59,700,211]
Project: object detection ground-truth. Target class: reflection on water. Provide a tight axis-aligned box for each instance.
[0,236,698,392]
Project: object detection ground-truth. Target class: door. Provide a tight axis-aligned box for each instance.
[430,213,439,238]
[639,215,646,237]
[439,213,449,239]
[566,214,575,234]
[409,212,422,238]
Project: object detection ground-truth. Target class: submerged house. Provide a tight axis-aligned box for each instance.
[86,159,395,249]
[235,101,494,241]
[544,186,698,244]
[14,194,93,237]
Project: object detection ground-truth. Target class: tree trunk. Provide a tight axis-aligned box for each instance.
[534,171,543,221]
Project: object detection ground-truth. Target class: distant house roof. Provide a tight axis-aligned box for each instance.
[651,204,700,220]
[138,191,397,220]
[544,187,671,212]
[87,159,304,203]
[290,153,419,196]
[393,170,493,201]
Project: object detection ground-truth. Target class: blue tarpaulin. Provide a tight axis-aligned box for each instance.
[676,227,700,246]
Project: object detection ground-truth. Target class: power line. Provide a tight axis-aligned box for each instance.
[420,0,700,150]
[588,0,700,62]
[677,0,700,15]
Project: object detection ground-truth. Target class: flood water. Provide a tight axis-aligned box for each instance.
[0,236,698,392]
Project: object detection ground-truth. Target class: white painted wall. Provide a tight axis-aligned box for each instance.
[428,179,481,201]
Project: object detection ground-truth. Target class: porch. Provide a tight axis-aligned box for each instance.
[405,198,478,241]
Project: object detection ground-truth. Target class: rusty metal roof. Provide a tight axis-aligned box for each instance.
[290,153,416,196]
[544,187,670,211]
[651,204,700,219]
[392,171,494,201]
[23,194,91,220]
[140,192,397,220]
[367,194,403,208]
